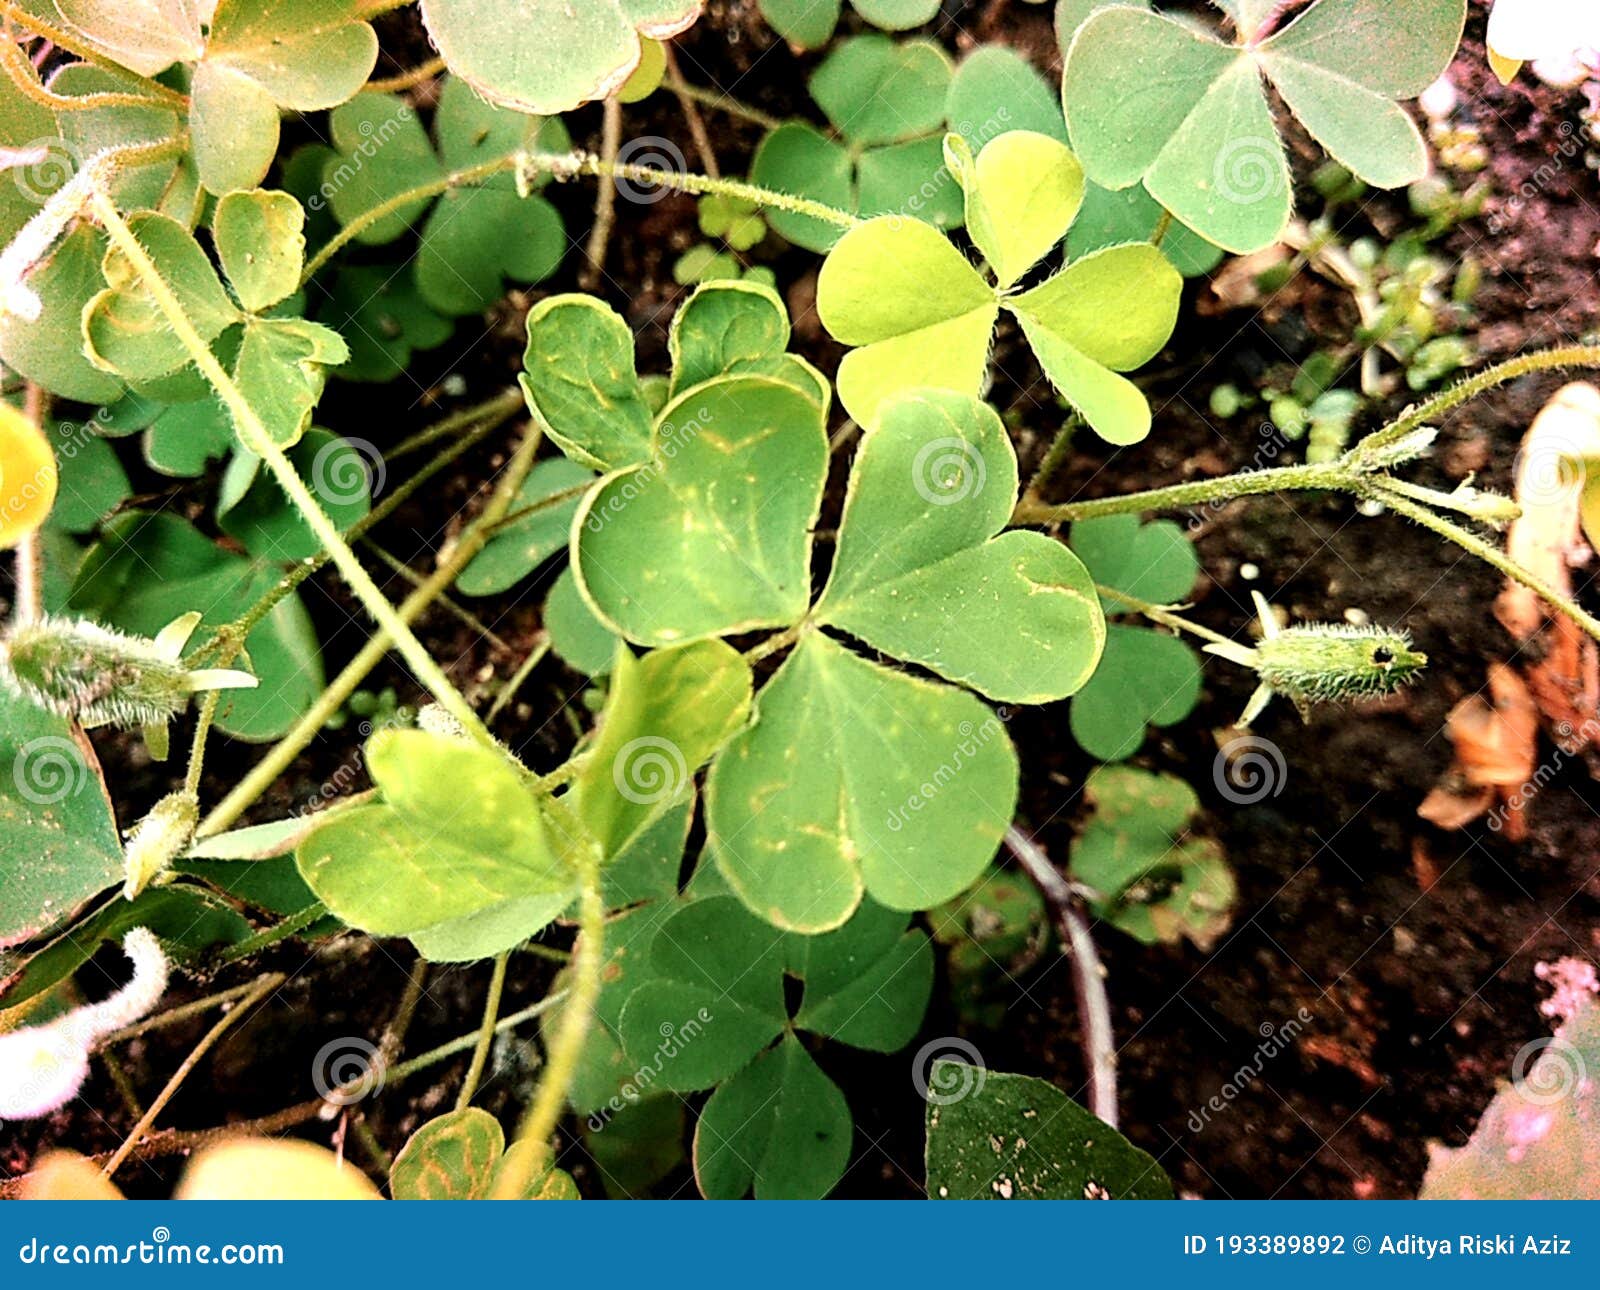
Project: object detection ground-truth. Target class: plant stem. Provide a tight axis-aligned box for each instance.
[388,388,523,459]
[486,633,551,726]
[456,952,510,1111]
[196,422,546,839]
[187,410,511,670]
[361,539,509,649]
[215,903,329,965]
[1022,417,1080,501]
[666,77,784,132]
[1004,827,1118,1128]
[101,977,280,1046]
[182,691,220,796]
[89,190,496,753]
[0,0,189,106]
[1361,345,1600,457]
[579,96,623,291]
[663,48,719,177]
[100,972,285,1179]
[366,55,447,93]
[493,838,603,1197]
[1094,584,1238,651]
[1364,481,1600,644]
[1012,460,1353,525]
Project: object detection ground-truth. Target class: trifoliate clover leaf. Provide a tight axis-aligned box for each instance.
[390,1108,577,1200]
[816,130,1181,441]
[1069,765,1236,949]
[419,0,702,115]
[414,78,570,318]
[697,194,766,252]
[612,892,932,1197]
[318,267,453,384]
[520,281,824,473]
[750,37,962,253]
[321,93,445,246]
[1063,0,1468,253]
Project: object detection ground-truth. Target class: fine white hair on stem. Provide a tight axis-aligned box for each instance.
[0,928,169,1121]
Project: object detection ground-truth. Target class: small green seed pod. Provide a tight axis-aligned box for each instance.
[0,614,256,756]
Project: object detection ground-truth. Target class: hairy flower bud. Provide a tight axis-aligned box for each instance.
[122,791,200,900]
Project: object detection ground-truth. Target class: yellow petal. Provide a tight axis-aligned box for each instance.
[20,1151,125,1200]
[1488,48,1525,84]
[0,401,57,548]
[175,1139,382,1200]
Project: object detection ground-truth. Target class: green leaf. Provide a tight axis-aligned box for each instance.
[319,267,453,383]
[854,134,964,231]
[229,317,349,448]
[190,61,280,196]
[456,458,595,596]
[546,566,621,676]
[617,895,788,1091]
[419,0,701,115]
[666,280,791,399]
[584,1095,685,1198]
[925,1065,1173,1199]
[68,511,323,741]
[82,213,240,383]
[1069,625,1201,761]
[323,92,444,245]
[202,0,378,110]
[757,0,842,49]
[944,130,1083,289]
[602,798,691,909]
[946,45,1069,147]
[790,899,933,1051]
[213,190,305,314]
[816,389,1105,704]
[853,0,940,28]
[390,1108,504,1200]
[53,65,189,214]
[707,632,1018,931]
[45,417,129,533]
[1007,243,1182,445]
[296,729,571,942]
[0,886,251,1008]
[1067,181,1224,279]
[520,296,653,472]
[572,642,752,860]
[693,1034,853,1199]
[0,687,122,948]
[1070,513,1199,605]
[143,396,233,477]
[415,78,570,316]
[810,36,952,146]
[816,214,996,428]
[1069,765,1235,948]
[749,122,857,254]
[930,868,1048,1028]
[573,375,828,645]
[0,225,124,404]
[1063,1,1466,253]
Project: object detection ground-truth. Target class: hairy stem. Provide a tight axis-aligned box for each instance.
[1013,460,1354,525]
[214,903,329,965]
[1361,345,1600,457]
[196,422,545,838]
[1365,481,1600,644]
[365,55,447,94]
[493,836,603,1197]
[456,952,510,1111]
[89,190,494,751]
[1094,583,1239,651]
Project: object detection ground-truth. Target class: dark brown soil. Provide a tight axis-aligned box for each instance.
[6,0,1600,1201]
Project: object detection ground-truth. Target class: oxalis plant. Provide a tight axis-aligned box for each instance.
[0,0,1598,1204]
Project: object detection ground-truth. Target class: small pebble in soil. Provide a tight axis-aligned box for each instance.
[1240,562,1260,581]
[1344,608,1371,627]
